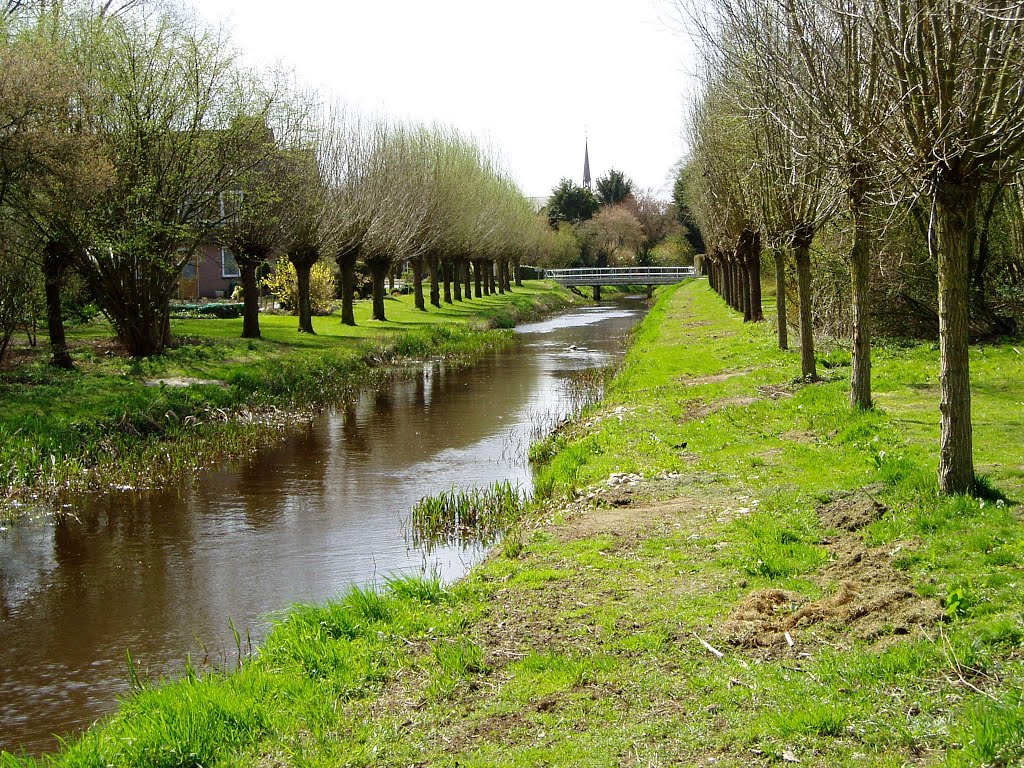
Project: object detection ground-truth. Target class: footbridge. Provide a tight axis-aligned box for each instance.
[544,266,696,287]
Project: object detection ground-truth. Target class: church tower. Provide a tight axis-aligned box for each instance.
[583,139,592,190]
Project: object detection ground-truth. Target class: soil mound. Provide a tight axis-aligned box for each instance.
[723,541,942,650]
[818,491,888,531]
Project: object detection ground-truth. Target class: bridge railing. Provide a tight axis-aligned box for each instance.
[543,266,697,285]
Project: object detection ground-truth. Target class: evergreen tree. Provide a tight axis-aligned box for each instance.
[545,179,598,227]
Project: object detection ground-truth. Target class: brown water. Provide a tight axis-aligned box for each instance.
[0,300,645,755]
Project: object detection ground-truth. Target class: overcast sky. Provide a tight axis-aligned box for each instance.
[194,0,700,199]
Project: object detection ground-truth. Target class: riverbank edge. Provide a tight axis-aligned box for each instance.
[0,283,582,520]
[9,280,1024,767]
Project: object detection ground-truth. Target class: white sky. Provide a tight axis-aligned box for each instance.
[193,0,700,199]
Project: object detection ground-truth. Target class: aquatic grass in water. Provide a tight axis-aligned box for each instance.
[410,480,527,552]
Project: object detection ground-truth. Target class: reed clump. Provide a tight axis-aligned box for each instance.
[410,480,527,551]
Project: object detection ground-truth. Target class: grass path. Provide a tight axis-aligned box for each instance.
[11,280,1024,767]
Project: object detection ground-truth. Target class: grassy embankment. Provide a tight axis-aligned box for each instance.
[7,279,1024,767]
[0,283,577,514]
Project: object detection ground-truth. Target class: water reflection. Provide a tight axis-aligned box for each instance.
[0,299,645,754]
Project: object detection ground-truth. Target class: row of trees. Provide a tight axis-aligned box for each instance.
[682,0,1024,493]
[0,0,546,364]
[225,115,545,338]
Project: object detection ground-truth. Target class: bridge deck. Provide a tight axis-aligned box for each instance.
[544,266,696,286]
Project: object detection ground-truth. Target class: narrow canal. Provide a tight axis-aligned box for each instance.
[0,299,646,755]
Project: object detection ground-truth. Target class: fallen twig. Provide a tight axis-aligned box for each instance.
[694,633,725,658]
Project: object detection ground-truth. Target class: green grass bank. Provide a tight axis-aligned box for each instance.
[0,282,577,515]
[6,280,1024,767]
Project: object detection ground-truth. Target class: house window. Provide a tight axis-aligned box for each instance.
[221,248,240,279]
[220,190,243,222]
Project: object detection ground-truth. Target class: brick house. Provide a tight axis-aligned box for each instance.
[176,243,241,300]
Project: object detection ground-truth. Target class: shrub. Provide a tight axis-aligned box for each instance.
[261,260,336,315]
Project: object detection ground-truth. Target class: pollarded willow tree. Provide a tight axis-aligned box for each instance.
[278,110,334,335]
[486,177,534,295]
[216,107,298,340]
[869,0,1024,493]
[402,125,453,312]
[317,110,388,326]
[361,123,428,322]
[506,193,539,289]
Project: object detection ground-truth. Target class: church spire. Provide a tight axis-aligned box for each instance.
[583,138,592,190]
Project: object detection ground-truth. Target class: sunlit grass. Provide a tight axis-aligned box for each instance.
[8,280,1024,767]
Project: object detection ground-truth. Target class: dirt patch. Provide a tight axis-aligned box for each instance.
[818,493,888,532]
[756,383,794,400]
[0,347,39,371]
[679,368,752,385]
[558,496,707,543]
[780,429,817,444]
[144,377,223,388]
[77,338,128,357]
[722,539,942,650]
[472,711,530,742]
[684,396,760,421]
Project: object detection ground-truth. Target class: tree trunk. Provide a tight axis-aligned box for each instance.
[162,307,172,350]
[514,257,522,287]
[239,260,262,339]
[412,256,425,311]
[723,259,734,308]
[370,261,388,321]
[339,253,357,326]
[741,260,749,317]
[741,254,752,322]
[443,260,453,304]
[429,256,440,308]
[968,185,1011,336]
[485,261,494,295]
[724,259,733,307]
[117,309,166,357]
[473,260,482,297]
[849,207,872,410]
[42,242,73,369]
[793,231,816,381]
[294,259,315,334]
[462,258,472,299]
[453,259,463,301]
[593,285,601,301]
[744,230,763,322]
[498,260,507,294]
[774,249,788,350]
[935,186,976,494]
